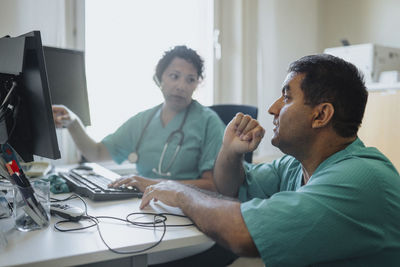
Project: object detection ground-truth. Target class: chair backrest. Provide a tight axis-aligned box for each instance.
[209,104,258,163]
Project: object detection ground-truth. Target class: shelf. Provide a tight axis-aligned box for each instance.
[366,82,400,92]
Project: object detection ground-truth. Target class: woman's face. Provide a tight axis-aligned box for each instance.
[160,57,199,112]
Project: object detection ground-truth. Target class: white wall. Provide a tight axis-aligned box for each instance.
[0,0,83,164]
[255,0,320,160]
[320,0,400,49]
[214,0,240,103]
[0,0,67,47]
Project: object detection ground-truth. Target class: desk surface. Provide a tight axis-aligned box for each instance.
[0,194,212,267]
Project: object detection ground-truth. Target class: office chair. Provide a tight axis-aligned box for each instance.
[209,104,258,163]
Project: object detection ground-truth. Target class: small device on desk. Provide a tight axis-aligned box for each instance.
[50,203,84,221]
[20,161,52,177]
[58,163,142,201]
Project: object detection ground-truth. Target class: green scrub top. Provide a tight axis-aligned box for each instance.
[239,138,400,266]
[102,100,225,180]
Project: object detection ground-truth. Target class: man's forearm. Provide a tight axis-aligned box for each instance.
[139,181,258,256]
[177,187,258,256]
[213,146,246,197]
[180,178,216,192]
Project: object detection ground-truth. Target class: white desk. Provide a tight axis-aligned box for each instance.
[0,194,213,267]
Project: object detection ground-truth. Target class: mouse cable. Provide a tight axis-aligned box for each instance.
[51,194,194,228]
[126,212,194,227]
[95,214,167,254]
[51,194,194,254]
[53,212,167,254]
[51,194,92,219]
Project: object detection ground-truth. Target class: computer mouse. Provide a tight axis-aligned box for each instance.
[50,203,84,222]
[74,165,93,171]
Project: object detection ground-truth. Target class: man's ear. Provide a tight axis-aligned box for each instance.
[312,103,334,129]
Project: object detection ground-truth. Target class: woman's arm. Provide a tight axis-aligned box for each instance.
[178,170,215,191]
[53,105,112,162]
[67,119,112,162]
[109,170,216,192]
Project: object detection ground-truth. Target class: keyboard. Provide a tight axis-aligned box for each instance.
[58,163,143,201]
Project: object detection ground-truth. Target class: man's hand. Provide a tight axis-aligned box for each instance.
[52,104,78,128]
[139,180,187,209]
[223,113,265,155]
[108,175,160,192]
[139,180,259,257]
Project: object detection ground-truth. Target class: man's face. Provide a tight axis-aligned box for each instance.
[268,72,315,155]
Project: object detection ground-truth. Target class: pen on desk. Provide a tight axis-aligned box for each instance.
[6,161,31,188]
[9,160,20,173]
[6,169,48,225]
[5,163,23,187]
[17,168,31,188]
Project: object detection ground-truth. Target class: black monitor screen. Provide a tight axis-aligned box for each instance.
[43,46,91,126]
[0,31,61,162]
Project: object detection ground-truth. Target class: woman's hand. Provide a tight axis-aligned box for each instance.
[52,104,78,128]
[108,175,161,192]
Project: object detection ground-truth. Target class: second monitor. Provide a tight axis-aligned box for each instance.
[43,46,91,126]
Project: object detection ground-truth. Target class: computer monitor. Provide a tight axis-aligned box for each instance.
[43,46,91,126]
[0,31,61,162]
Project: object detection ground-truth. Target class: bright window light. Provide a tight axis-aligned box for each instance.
[85,0,214,141]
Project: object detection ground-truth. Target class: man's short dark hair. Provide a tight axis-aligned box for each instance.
[155,45,204,84]
[288,54,368,137]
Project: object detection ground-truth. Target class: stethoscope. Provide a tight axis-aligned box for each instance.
[128,101,192,177]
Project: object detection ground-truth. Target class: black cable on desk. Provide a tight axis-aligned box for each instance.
[51,194,194,254]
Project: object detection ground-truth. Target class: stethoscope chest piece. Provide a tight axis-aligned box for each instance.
[133,102,193,176]
[128,152,138,163]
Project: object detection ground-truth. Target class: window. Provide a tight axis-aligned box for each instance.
[85,0,214,141]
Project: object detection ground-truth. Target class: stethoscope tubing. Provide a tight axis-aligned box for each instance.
[131,101,193,176]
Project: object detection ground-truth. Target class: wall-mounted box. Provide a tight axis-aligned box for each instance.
[324,44,400,86]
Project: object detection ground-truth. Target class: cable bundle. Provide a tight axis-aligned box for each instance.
[51,194,193,254]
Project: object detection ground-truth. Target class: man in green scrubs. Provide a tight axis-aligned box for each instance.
[140,54,400,266]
